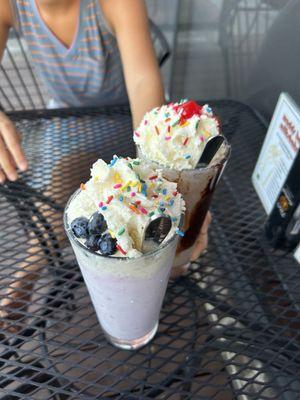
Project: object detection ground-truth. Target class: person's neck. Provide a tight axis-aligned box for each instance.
[36,0,78,14]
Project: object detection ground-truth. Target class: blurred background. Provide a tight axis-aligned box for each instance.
[1,0,299,122]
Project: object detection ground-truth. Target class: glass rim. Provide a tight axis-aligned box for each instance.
[64,189,181,261]
[136,136,231,173]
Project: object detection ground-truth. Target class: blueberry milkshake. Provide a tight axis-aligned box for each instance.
[134,100,230,272]
[64,156,184,349]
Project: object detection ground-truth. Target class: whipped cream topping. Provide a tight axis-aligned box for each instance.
[134,100,220,170]
[67,156,185,258]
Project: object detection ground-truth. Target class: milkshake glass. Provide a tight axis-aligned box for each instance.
[134,100,231,275]
[64,190,179,350]
[137,141,230,274]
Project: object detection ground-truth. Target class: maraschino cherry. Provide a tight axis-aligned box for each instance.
[173,100,203,125]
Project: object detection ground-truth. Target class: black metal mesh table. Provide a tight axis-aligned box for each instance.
[0,101,299,399]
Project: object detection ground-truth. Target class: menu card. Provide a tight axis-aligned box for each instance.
[252,93,300,214]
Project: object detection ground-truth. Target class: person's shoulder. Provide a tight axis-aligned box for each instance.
[0,0,14,29]
[98,0,147,33]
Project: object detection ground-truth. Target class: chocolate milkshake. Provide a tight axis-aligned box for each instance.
[64,156,184,349]
[134,100,230,273]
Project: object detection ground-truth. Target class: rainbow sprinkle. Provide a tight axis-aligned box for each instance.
[184,154,191,160]
[155,126,160,136]
[116,244,127,255]
[181,121,190,128]
[114,172,121,181]
[98,201,104,208]
[107,195,114,204]
[134,131,140,137]
[148,211,155,217]
[80,183,86,191]
[165,136,171,141]
[162,189,168,195]
[149,175,158,181]
[119,195,124,202]
[140,207,148,215]
[133,161,140,165]
[109,156,118,167]
[169,199,174,207]
[131,192,136,197]
[118,227,125,236]
[109,230,116,238]
[141,183,147,196]
[175,228,185,237]
[183,137,189,146]
[122,181,131,191]
[129,204,140,214]
[113,183,122,189]
[101,206,107,211]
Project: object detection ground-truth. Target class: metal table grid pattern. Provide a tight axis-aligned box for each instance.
[0,101,299,399]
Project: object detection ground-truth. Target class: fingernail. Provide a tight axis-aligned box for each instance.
[19,161,28,172]
[8,174,17,181]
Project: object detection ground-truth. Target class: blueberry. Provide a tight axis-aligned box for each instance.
[71,217,89,238]
[85,234,101,251]
[98,233,117,256]
[88,212,107,235]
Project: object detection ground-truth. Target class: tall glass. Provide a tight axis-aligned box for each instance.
[64,190,179,350]
[137,141,230,276]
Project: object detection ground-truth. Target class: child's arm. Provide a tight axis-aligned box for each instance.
[101,0,165,128]
[0,0,28,183]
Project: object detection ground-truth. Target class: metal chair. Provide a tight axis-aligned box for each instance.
[245,0,300,120]
[219,0,289,99]
[0,29,47,111]
[0,19,170,112]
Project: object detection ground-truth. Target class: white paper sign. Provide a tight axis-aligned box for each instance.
[294,244,300,264]
[252,93,300,214]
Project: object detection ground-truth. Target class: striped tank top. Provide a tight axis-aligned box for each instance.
[13,0,128,107]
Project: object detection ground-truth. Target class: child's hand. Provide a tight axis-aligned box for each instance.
[0,111,28,183]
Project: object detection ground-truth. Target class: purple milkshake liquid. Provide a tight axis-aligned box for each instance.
[70,233,178,348]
